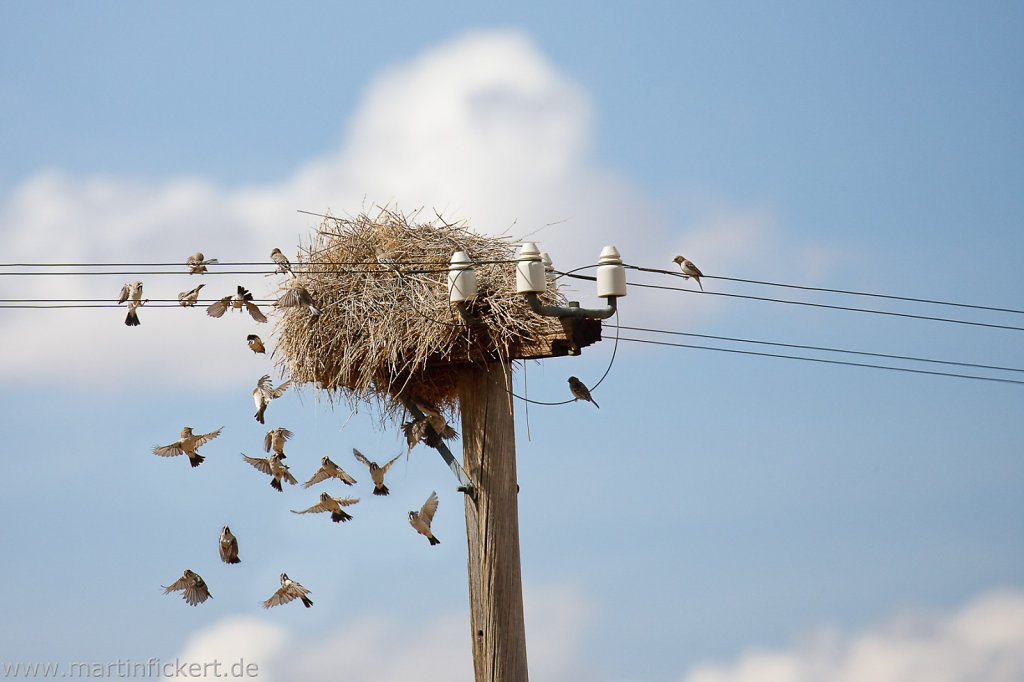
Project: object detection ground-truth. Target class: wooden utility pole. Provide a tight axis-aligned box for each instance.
[459,361,529,682]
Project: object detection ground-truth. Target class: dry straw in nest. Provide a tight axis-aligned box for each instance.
[273,207,566,420]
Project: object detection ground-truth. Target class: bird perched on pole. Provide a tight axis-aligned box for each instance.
[568,376,599,409]
[246,334,265,354]
[219,526,241,564]
[252,374,290,424]
[270,248,294,278]
[352,449,401,496]
[242,452,297,492]
[672,255,704,291]
[276,285,322,317]
[163,569,212,606]
[118,281,145,326]
[408,491,441,546]
[178,284,205,307]
[302,455,357,488]
[263,427,293,457]
[153,426,223,467]
[291,491,360,523]
[186,252,218,274]
[207,286,268,323]
[263,573,312,609]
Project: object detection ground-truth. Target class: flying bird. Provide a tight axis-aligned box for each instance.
[186,252,218,274]
[263,427,293,456]
[219,525,241,564]
[207,286,268,323]
[242,452,297,492]
[672,255,704,291]
[270,248,294,277]
[408,491,440,546]
[353,449,401,496]
[246,334,265,354]
[262,572,312,609]
[178,284,205,307]
[302,455,357,488]
[163,569,212,606]
[276,286,322,317]
[252,374,290,424]
[118,281,145,326]
[153,426,223,467]
[291,491,360,523]
[568,376,599,409]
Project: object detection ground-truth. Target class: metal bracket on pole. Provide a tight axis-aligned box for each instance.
[402,397,476,496]
[523,292,618,320]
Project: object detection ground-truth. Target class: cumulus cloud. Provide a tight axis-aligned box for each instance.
[175,617,288,681]
[171,582,593,682]
[0,29,781,386]
[680,589,1024,682]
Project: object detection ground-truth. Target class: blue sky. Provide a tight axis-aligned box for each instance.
[1,3,1023,681]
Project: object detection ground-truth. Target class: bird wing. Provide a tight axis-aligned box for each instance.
[206,296,231,318]
[245,302,268,323]
[276,289,300,308]
[263,586,298,608]
[153,442,185,457]
[183,577,211,605]
[242,454,272,475]
[255,374,273,396]
[263,431,273,453]
[270,380,291,399]
[419,491,439,524]
[291,499,331,514]
[380,453,402,473]
[352,448,372,469]
[336,497,360,507]
[281,469,298,486]
[163,575,189,593]
[302,468,330,488]
[278,428,294,441]
[193,427,223,447]
[118,283,131,304]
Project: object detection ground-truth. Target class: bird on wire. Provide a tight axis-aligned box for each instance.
[276,285,322,317]
[178,284,205,307]
[186,252,218,274]
[270,248,294,278]
[118,281,145,326]
[568,376,600,409]
[672,255,704,291]
[152,426,223,468]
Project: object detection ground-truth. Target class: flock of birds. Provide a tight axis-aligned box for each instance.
[149,250,441,608]
[147,249,705,606]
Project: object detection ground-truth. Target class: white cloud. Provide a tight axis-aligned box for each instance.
[174,616,289,681]
[680,589,1024,682]
[0,28,783,386]
[171,582,594,682]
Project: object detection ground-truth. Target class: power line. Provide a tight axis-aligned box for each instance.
[614,335,1024,386]
[608,324,1024,374]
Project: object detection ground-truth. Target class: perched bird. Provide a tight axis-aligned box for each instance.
[242,452,297,492]
[276,286,322,317]
[153,426,223,467]
[291,491,360,523]
[178,283,205,307]
[163,569,212,606]
[207,286,268,323]
[672,255,704,291]
[246,334,265,354]
[262,572,312,609]
[408,491,440,546]
[263,427,293,456]
[302,455,357,488]
[568,376,600,409]
[252,374,290,424]
[219,525,241,564]
[270,248,294,277]
[352,449,401,496]
[118,281,145,326]
[186,252,218,274]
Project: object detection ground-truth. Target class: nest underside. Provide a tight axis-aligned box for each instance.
[273,207,566,422]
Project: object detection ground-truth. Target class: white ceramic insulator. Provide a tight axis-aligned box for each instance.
[448,251,477,302]
[516,242,546,294]
[596,245,627,298]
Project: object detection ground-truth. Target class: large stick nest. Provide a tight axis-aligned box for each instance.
[273,207,566,420]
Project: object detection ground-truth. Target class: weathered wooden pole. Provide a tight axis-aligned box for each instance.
[459,361,529,682]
